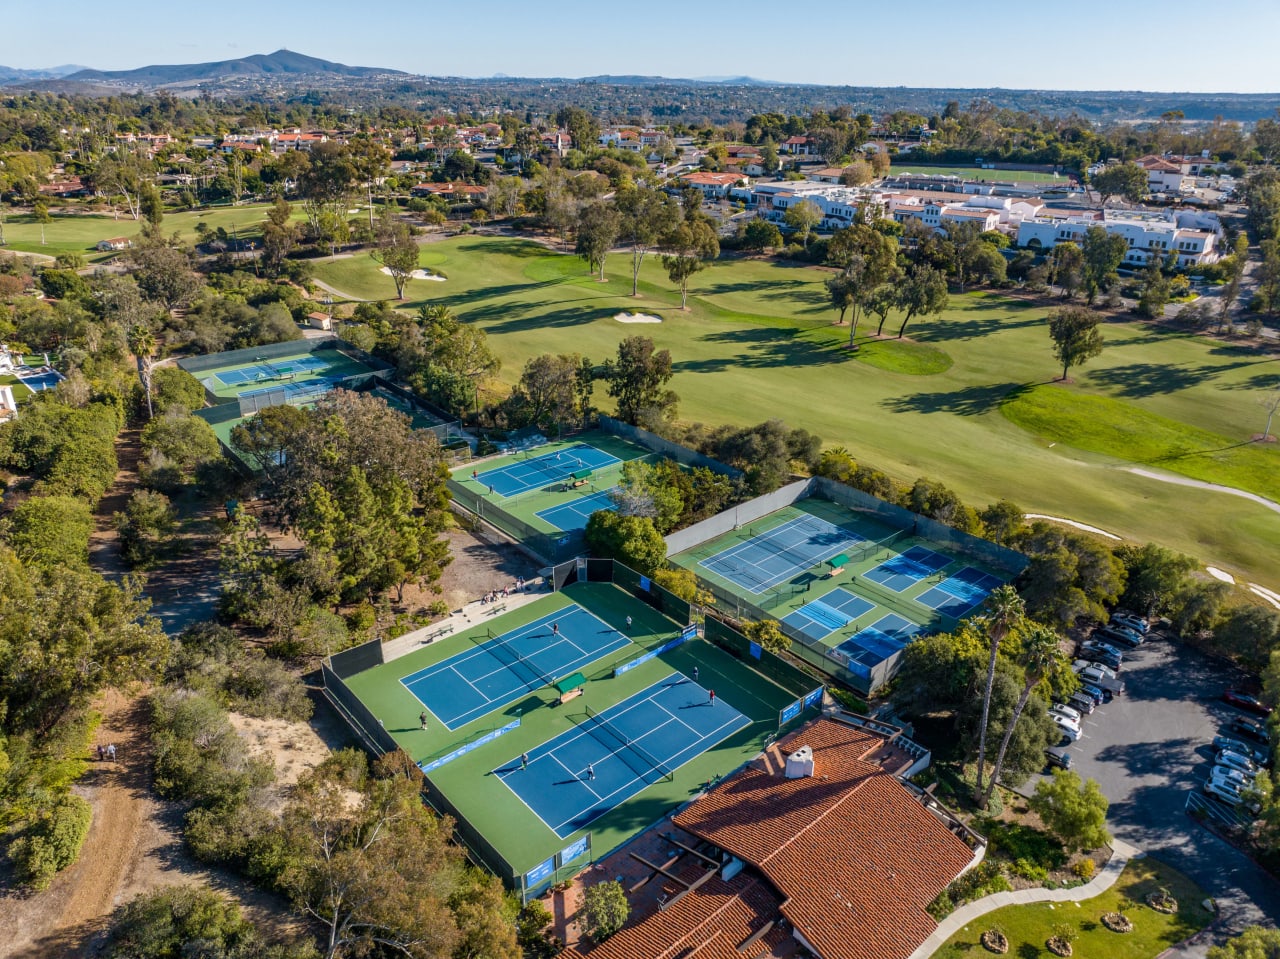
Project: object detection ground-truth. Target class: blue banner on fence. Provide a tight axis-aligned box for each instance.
[557,835,590,868]
[525,856,556,888]
[614,627,697,678]
[639,575,651,592]
[780,699,803,725]
[749,642,762,660]
[804,686,825,709]
[419,718,521,775]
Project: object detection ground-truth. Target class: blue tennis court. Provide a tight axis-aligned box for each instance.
[535,487,619,533]
[473,444,621,498]
[698,514,866,594]
[916,567,1005,617]
[782,588,876,643]
[217,354,329,386]
[238,376,343,401]
[401,605,632,730]
[835,613,923,662]
[863,545,952,592]
[496,674,750,838]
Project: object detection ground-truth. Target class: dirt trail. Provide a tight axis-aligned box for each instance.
[88,429,142,578]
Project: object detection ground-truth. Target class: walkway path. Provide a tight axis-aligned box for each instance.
[311,277,367,303]
[380,582,550,663]
[907,838,1144,959]
[1125,466,1280,516]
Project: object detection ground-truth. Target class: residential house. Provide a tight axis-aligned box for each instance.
[38,176,88,198]
[780,135,814,156]
[1137,155,1191,194]
[274,132,330,153]
[564,716,981,959]
[679,171,750,199]
[750,182,881,231]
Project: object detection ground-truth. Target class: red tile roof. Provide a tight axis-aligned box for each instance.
[673,719,975,959]
[568,872,786,959]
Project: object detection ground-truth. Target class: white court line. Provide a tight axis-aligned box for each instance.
[550,752,604,801]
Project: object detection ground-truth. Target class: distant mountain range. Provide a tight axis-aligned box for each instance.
[6,50,407,90]
[0,63,89,83]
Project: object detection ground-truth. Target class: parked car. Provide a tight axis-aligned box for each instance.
[1204,777,1261,814]
[1081,682,1112,705]
[1073,660,1117,680]
[1223,690,1274,718]
[1211,765,1257,788]
[1050,702,1083,723]
[1097,626,1143,649]
[1068,693,1097,715]
[1082,639,1124,659]
[1111,612,1149,634]
[1212,735,1269,765]
[1229,718,1271,746]
[1081,649,1123,671]
[1045,748,1073,770]
[1216,749,1258,774]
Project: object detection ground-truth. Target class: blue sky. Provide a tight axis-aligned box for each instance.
[5,0,1280,92]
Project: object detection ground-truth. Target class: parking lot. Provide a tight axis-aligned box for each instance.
[1028,631,1280,951]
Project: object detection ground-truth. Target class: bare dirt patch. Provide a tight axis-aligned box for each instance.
[398,525,540,615]
[228,711,338,807]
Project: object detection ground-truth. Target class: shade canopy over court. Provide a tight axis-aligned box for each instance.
[496,675,750,839]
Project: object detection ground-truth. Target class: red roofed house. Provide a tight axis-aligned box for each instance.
[566,716,982,959]
[781,135,814,156]
[679,171,750,199]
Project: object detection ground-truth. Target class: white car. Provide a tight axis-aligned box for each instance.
[1210,765,1256,788]
[1052,715,1082,741]
[1204,777,1261,813]
[1111,613,1149,634]
[1074,661,1118,682]
[1050,703,1082,724]
[1216,750,1258,774]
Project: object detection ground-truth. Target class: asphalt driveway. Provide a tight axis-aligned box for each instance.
[1031,632,1280,952]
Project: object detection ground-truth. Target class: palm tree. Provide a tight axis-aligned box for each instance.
[127,323,157,419]
[981,624,1063,808]
[975,584,1025,802]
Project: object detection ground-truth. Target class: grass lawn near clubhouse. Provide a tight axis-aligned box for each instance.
[932,858,1212,959]
[0,202,300,261]
[312,237,1280,588]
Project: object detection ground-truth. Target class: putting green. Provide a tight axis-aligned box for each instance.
[311,237,1280,588]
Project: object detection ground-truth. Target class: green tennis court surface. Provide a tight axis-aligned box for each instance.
[337,581,800,878]
[669,497,1013,682]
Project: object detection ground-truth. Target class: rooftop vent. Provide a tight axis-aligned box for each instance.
[784,745,814,780]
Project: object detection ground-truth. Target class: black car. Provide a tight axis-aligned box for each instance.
[1229,718,1271,746]
[1081,649,1123,671]
[1096,627,1142,649]
[1045,749,1073,770]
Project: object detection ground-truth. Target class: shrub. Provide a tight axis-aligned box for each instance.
[10,794,93,890]
[1074,858,1097,880]
[581,880,629,942]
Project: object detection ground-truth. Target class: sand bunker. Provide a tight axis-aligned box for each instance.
[380,267,446,281]
[1206,566,1235,584]
[614,312,662,323]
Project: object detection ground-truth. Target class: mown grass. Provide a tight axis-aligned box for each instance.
[308,237,1280,586]
[933,858,1212,959]
[1002,385,1280,503]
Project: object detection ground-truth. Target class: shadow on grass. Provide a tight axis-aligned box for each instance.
[671,326,848,372]
[912,314,1044,342]
[1086,362,1219,398]
[880,382,1031,416]
[1224,370,1280,391]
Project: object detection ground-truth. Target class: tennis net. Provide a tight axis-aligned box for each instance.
[851,529,909,563]
[525,451,586,479]
[483,627,553,688]
[583,704,674,783]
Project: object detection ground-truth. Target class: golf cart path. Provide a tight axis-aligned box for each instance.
[907,838,1143,959]
[311,278,368,303]
[1124,467,1280,517]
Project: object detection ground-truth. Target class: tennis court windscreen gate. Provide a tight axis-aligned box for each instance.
[582,705,674,782]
